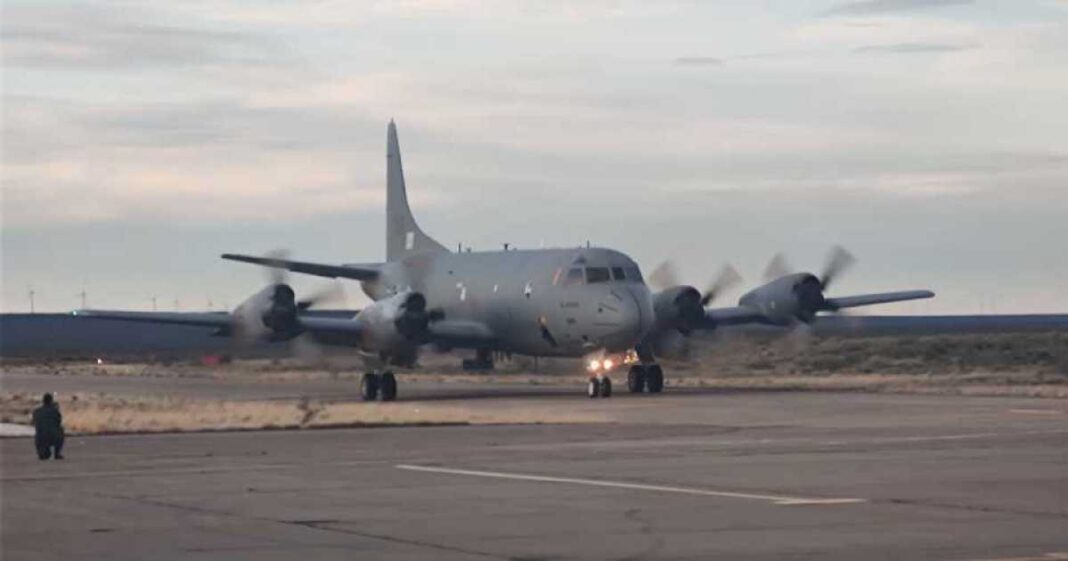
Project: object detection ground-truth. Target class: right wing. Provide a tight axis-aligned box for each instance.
[73,310,232,329]
[429,320,497,347]
[221,254,380,281]
[824,290,935,310]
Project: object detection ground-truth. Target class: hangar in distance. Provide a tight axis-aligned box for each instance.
[78,122,935,400]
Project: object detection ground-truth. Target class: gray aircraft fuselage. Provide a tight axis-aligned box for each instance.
[361,247,654,357]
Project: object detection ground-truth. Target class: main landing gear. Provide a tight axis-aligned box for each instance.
[361,370,398,402]
[626,364,664,394]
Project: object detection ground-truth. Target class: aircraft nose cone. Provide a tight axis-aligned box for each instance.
[598,287,650,351]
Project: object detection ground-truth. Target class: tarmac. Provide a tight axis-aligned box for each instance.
[2,378,1068,560]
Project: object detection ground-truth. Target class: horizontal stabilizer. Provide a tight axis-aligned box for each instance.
[824,290,934,310]
[222,254,380,281]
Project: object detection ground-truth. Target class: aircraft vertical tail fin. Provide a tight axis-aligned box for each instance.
[386,121,449,261]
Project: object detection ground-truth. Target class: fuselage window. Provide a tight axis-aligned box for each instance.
[625,266,643,283]
[565,268,584,285]
[611,267,626,281]
[586,267,611,284]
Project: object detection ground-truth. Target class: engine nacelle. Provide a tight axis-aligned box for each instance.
[354,291,438,353]
[652,285,704,334]
[738,273,825,324]
[231,284,302,341]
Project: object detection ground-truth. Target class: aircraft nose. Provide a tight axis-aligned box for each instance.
[599,286,650,349]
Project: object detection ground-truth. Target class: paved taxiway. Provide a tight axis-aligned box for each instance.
[2,385,1067,560]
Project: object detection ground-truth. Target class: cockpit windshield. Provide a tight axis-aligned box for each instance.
[585,267,611,283]
[562,260,644,286]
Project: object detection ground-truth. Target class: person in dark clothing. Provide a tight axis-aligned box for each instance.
[32,393,65,460]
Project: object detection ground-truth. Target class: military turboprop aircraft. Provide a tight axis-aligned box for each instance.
[77,122,934,401]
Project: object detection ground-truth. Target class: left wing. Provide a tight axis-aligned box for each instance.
[703,306,770,327]
[824,290,934,310]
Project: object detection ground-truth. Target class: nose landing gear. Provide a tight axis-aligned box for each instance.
[587,375,613,398]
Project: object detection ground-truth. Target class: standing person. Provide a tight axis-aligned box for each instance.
[32,393,65,460]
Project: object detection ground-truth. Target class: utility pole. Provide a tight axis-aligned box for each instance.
[28,288,35,314]
[150,296,157,311]
[77,289,87,309]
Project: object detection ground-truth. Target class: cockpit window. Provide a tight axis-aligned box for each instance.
[586,267,611,283]
[565,268,584,285]
[611,267,626,281]
[625,266,643,282]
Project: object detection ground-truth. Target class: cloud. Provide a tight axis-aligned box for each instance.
[0,3,289,69]
[824,0,973,16]
[853,42,973,53]
[674,56,724,66]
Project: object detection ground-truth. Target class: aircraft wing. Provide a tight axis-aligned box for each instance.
[808,313,1068,337]
[72,310,232,328]
[703,306,770,327]
[428,320,497,347]
[824,290,934,310]
[221,254,380,281]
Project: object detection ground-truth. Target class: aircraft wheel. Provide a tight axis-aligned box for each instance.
[600,377,612,398]
[646,365,664,394]
[380,371,397,402]
[361,372,380,401]
[587,377,602,399]
[627,366,646,393]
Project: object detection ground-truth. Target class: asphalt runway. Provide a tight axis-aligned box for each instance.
[2,384,1068,560]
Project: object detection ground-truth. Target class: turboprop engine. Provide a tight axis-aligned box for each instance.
[354,291,443,353]
[651,285,705,335]
[230,284,303,342]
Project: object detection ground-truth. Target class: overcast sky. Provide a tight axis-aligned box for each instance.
[2,0,1066,314]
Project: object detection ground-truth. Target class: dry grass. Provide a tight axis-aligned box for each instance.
[4,332,1067,435]
[0,391,609,435]
[666,373,1068,398]
[684,331,1068,377]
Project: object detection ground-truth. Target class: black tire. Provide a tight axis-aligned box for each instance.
[361,372,380,401]
[627,366,646,393]
[646,365,664,393]
[587,377,601,399]
[600,377,612,398]
[380,371,397,402]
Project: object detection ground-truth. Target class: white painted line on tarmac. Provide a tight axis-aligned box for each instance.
[395,464,866,506]
[956,552,1068,561]
[1008,409,1064,416]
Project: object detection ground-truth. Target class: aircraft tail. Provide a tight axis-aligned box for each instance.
[386,121,449,261]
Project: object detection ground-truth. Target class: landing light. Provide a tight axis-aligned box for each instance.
[588,360,601,372]
[603,359,614,370]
